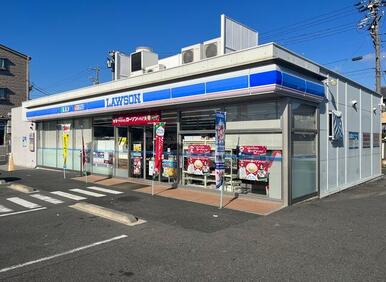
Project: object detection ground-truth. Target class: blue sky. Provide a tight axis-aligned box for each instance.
[1,0,384,99]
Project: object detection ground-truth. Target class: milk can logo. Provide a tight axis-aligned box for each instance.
[105,93,142,108]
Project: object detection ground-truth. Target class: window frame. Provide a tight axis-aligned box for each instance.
[328,111,333,139]
[0,88,8,100]
[0,58,7,71]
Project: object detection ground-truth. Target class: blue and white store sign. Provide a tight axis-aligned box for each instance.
[25,65,324,121]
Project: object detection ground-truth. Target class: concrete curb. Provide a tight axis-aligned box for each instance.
[70,202,146,226]
[7,183,38,193]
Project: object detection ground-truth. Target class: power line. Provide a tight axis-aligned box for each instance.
[260,7,353,38]
[275,22,356,44]
[280,27,356,46]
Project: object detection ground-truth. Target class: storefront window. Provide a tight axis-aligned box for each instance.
[225,100,282,130]
[37,122,44,166]
[43,121,57,167]
[291,102,317,201]
[180,108,220,131]
[92,117,114,176]
[74,118,92,172]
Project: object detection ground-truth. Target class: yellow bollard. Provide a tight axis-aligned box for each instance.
[7,153,15,172]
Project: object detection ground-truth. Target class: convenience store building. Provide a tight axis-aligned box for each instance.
[14,16,383,206]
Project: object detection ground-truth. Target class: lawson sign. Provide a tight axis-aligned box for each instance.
[25,67,325,120]
[105,93,142,107]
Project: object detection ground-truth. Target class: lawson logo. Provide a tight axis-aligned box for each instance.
[105,93,142,108]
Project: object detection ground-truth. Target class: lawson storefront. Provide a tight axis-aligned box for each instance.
[23,62,325,205]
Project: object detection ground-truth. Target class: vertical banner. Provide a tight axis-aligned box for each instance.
[154,122,166,176]
[61,124,71,179]
[215,112,226,191]
[62,124,71,168]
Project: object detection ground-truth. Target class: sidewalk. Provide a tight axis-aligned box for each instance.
[73,175,284,215]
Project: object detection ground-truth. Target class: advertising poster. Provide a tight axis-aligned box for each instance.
[349,131,359,149]
[362,132,371,148]
[93,152,113,167]
[238,145,268,181]
[373,133,380,147]
[162,159,177,178]
[215,112,226,190]
[132,157,142,175]
[131,143,142,175]
[154,122,166,176]
[187,145,211,175]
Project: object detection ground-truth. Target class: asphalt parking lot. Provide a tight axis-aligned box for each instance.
[0,167,385,281]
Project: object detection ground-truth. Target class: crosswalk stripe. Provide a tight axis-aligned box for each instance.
[30,194,64,204]
[87,186,123,195]
[7,197,41,209]
[51,191,86,201]
[0,205,13,213]
[70,189,105,197]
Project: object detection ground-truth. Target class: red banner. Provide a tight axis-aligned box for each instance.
[239,145,267,155]
[154,122,166,175]
[112,112,160,126]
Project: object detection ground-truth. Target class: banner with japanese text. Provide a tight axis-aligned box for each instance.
[61,124,71,169]
[154,122,166,176]
[215,112,226,190]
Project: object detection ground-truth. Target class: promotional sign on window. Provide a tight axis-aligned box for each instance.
[112,112,160,126]
[186,145,211,175]
[154,122,166,176]
[215,112,226,190]
[238,145,268,181]
[349,132,359,149]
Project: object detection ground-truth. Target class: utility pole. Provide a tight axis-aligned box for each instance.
[355,0,385,94]
[89,66,100,85]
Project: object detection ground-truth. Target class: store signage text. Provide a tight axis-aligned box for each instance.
[105,93,142,108]
[112,112,160,126]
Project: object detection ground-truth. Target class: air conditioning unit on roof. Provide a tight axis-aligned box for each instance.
[181,43,202,64]
[145,64,166,73]
[202,38,222,59]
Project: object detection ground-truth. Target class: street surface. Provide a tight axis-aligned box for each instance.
[0,168,385,281]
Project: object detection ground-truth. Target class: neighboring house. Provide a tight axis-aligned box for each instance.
[0,44,30,147]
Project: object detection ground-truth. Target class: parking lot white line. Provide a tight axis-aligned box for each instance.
[70,189,105,197]
[0,205,13,213]
[0,207,47,218]
[0,234,128,273]
[30,194,64,204]
[50,191,86,201]
[87,186,123,195]
[7,197,41,209]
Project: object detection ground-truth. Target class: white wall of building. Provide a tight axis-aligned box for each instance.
[319,76,382,198]
[11,107,36,168]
